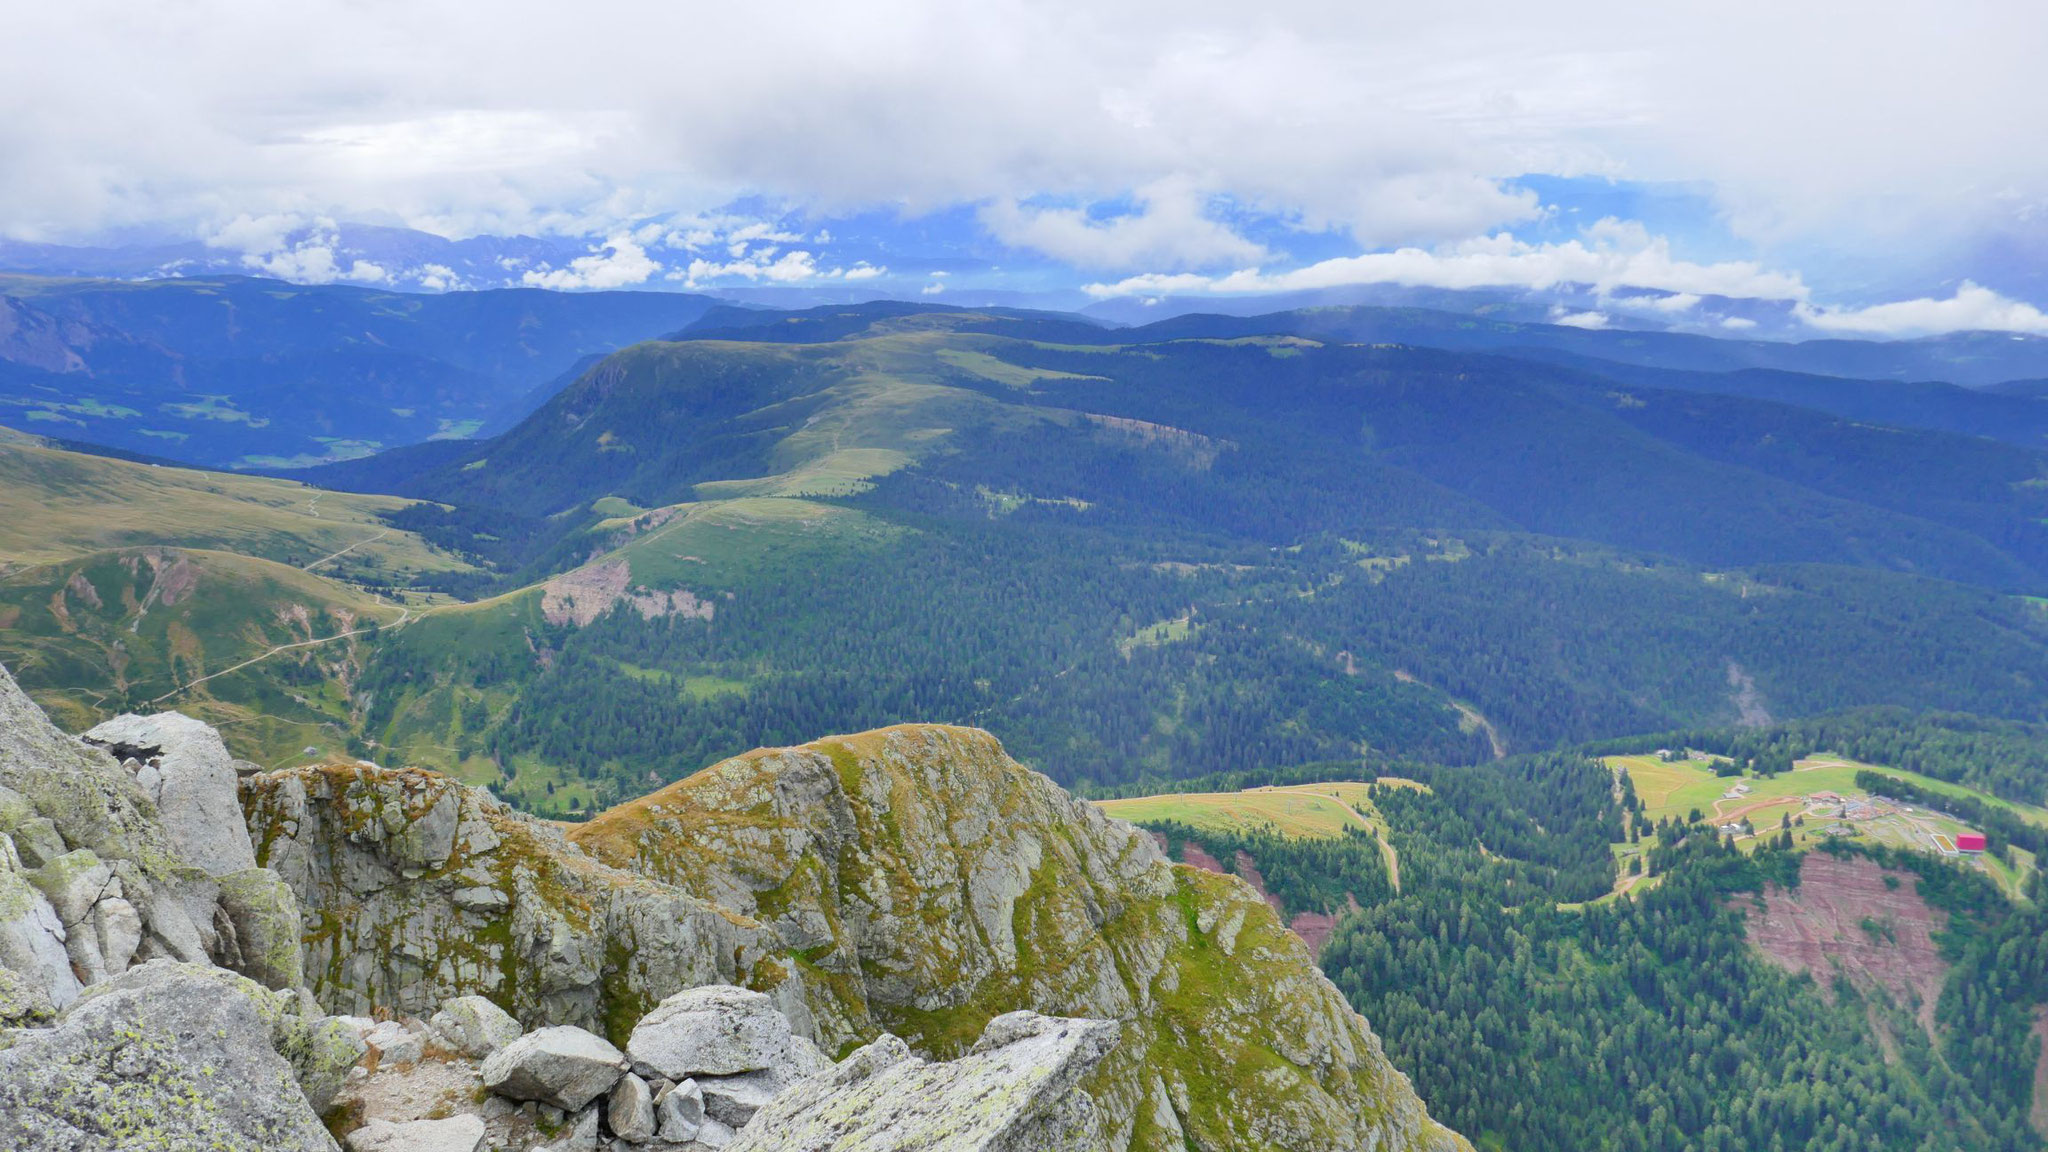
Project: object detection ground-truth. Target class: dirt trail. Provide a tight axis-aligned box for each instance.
[1265,784,1402,893]
[149,603,412,704]
[1390,668,1505,758]
[303,529,389,572]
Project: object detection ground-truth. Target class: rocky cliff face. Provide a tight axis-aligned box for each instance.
[245,723,1469,1152]
[0,655,1466,1152]
[0,665,302,1013]
[240,761,777,1032]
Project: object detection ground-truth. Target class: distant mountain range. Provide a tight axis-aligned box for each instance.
[0,275,717,467]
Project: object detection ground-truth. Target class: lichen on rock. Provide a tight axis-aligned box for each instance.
[0,960,341,1152]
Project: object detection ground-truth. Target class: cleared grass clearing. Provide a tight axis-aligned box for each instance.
[933,348,1113,389]
[600,496,903,590]
[695,448,913,499]
[1611,753,2043,898]
[1094,780,1411,841]
[1614,754,2048,829]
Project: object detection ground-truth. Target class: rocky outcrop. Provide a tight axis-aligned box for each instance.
[0,961,340,1152]
[573,726,1468,1152]
[0,661,1466,1150]
[1740,852,1951,1035]
[241,762,771,1029]
[0,663,305,1003]
[728,1012,1119,1152]
[85,710,259,878]
[248,724,1466,1151]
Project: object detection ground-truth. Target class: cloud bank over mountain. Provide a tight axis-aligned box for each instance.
[4,0,2045,335]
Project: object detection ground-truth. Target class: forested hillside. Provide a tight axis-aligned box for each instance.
[16,301,2048,813]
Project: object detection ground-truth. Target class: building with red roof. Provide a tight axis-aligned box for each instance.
[1955,833,1988,853]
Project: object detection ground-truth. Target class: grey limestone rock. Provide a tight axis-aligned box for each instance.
[216,865,308,991]
[429,993,525,1057]
[83,959,366,1113]
[240,762,768,1029]
[0,959,54,1026]
[0,665,310,1005]
[691,1117,738,1150]
[607,1072,657,1143]
[694,1069,780,1127]
[86,710,260,878]
[543,1105,602,1152]
[625,984,795,1080]
[345,1115,488,1152]
[482,1024,629,1111]
[0,853,79,1007]
[0,960,338,1152]
[654,1078,704,1143]
[365,1018,425,1067]
[725,1012,1118,1152]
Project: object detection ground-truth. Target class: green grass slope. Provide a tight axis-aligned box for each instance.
[0,429,466,578]
[0,546,404,764]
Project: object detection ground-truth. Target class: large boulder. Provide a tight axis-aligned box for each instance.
[86,711,260,878]
[727,1011,1119,1152]
[625,984,799,1079]
[576,725,1473,1152]
[429,993,524,1058]
[0,961,337,1152]
[216,865,309,991]
[480,1025,628,1111]
[82,959,366,1113]
[0,846,78,1009]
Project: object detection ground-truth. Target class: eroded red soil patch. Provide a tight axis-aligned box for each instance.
[1738,853,1949,1035]
[1154,835,1352,955]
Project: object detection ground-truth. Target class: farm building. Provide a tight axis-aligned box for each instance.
[1955,833,1988,853]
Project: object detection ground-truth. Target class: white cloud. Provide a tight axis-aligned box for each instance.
[1720,316,1758,330]
[520,235,661,290]
[203,214,389,284]
[670,245,884,289]
[415,263,463,290]
[1084,220,1809,302]
[1,0,2044,311]
[1797,282,2048,337]
[981,179,1268,271]
[1616,291,1700,314]
[1551,309,1610,329]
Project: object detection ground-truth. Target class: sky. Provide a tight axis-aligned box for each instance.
[4,0,2047,335]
